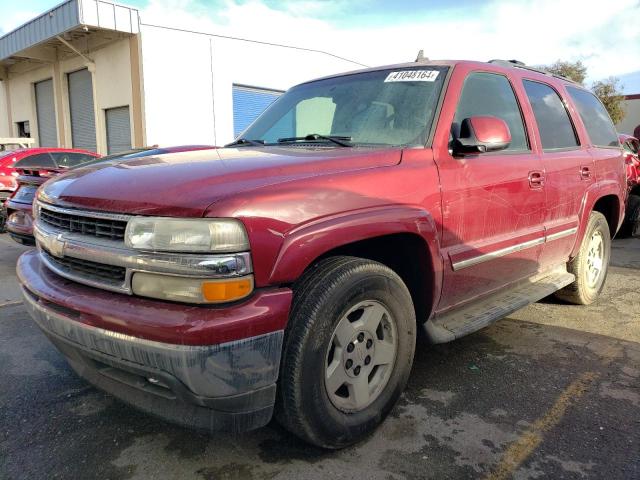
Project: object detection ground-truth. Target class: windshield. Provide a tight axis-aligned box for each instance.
[240,66,448,147]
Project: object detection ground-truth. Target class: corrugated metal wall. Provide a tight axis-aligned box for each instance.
[232,85,282,137]
[105,106,131,154]
[68,68,97,152]
[34,78,58,147]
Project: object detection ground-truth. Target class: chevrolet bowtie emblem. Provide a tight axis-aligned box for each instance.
[49,233,66,258]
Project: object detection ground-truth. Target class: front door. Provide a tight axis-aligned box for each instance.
[433,69,546,313]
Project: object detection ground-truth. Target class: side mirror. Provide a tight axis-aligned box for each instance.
[452,116,511,155]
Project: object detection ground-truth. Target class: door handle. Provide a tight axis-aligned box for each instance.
[580,166,592,180]
[528,170,544,188]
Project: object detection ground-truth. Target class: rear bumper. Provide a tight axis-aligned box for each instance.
[5,199,34,240]
[18,250,293,432]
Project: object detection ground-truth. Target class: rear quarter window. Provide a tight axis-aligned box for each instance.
[567,87,619,147]
[14,153,55,169]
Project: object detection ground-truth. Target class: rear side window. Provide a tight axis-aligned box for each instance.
[14,153,55,169]
[51,152,95,168]
[454,72,528,152]
[523,80,578,150]
[567,87,618,147]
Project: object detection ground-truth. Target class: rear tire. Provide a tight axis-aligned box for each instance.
[275,256,416,449]
[555,211,610,305]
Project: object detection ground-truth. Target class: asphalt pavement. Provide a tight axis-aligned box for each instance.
[1,233,638,480]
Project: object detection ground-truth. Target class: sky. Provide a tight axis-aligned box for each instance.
[2,0,639,93]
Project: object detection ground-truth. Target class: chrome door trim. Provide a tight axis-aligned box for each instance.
[451,227,578,271]
[546,227,578,242]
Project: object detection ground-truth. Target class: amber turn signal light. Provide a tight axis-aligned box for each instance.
[201,277,254,303]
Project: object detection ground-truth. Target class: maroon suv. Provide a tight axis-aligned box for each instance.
[18,59,625,448]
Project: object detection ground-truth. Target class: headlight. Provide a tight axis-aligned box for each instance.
[131,272,254,303]
[125,218,249,252]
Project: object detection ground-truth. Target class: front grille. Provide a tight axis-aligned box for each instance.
[40,207,127,240]
[42,249,126,285]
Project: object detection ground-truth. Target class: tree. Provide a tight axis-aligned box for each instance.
[545,60,587,85]
[591,77,626,125]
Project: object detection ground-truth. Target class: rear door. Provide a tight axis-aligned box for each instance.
[433,67,546,313]
[521,79,589,268]
[566,87,626,233]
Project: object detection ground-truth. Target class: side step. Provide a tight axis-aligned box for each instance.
[423,267,576,344]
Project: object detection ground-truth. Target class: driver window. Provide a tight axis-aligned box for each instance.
[453,72,529,152]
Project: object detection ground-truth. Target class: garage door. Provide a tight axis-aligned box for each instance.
[232,85,282,137]
[34,79,57,147]
[68,69,96,152]
[105,106,131,154]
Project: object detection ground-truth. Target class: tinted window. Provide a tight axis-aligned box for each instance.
[454,72,528,152]
[14,153,54,169]
[523,80,578,150]
[567,87,618,147]
[51,152,95,168]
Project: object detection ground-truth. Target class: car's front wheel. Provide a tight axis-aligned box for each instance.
[275,256,416,449]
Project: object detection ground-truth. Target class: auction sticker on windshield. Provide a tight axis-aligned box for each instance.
[384,70,439,82]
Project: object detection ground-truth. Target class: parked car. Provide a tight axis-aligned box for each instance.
[0,138,36,202]
[4,148,101,243]
[5,145,216,245]
[18,59,626,448]
[1,147,98,234]
[620,134,640,236]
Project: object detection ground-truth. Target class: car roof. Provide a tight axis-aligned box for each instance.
[298,59,583,91]
[0,147,98,156]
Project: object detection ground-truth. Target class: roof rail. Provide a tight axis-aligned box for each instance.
[488,59,579,85]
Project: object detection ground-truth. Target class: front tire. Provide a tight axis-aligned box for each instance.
[275,256,416,449]
[555,211,611,305]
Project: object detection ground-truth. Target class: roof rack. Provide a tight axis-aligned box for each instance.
[488,59,579,85]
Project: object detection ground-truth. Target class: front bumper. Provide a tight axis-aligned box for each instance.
[17,250,293,432]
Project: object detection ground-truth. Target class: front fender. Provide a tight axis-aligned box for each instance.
[268,205,442,292]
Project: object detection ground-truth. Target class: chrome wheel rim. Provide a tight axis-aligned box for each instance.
[585,230,604,288]
[324,300,398,413]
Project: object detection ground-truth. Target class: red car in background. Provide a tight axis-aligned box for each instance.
[1,148,99,236]
[620,134,640,236]
[4,145,216,245]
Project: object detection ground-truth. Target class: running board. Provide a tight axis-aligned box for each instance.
[423,268,576,344]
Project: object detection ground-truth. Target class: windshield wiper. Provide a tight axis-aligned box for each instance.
[224,138,265,147]
[277,134,353,147]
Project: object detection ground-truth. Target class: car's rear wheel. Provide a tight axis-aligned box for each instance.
[275,256,416,449]
[555,211,611,305]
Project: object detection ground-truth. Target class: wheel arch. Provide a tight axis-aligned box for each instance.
[572,183,624,257]
[268,206,443,324]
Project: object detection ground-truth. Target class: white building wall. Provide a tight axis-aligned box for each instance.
[140,25,364,146]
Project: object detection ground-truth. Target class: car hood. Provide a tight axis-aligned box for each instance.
[39,147,402,216]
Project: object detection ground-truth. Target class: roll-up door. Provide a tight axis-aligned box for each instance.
[105,106,131,154]
[34,79,57,147]
[232,85,282,137]
[68,69,97,152]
